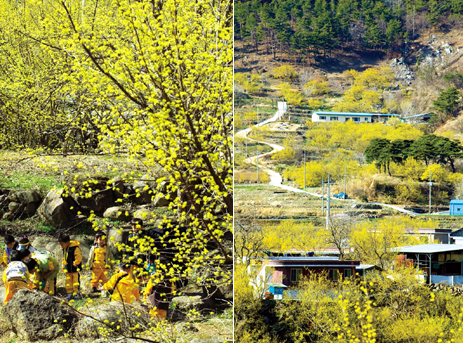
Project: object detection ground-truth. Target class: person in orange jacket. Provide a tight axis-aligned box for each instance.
[58,234,82,301]
[103,263,140,304]
[87,230,113,292]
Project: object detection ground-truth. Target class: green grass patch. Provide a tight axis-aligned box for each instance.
[0,172,59,192]
[35,221,56,233]
[234,185,272,191]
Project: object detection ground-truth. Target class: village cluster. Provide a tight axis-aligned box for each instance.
[1,218,170,319]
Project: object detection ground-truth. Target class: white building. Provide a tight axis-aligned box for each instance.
[312,111,398,123]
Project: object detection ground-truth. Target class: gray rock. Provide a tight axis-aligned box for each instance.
[141,174,157,188]
[156,181,170,194]
[103,206,131,221]
[8,201,21,212]
[216,283,233,302]
[152,194,171,207]
[24,202,40,215]
[37,189,79,228]
[133,181,152,205]
[108,227,124,245]
[74,188,115,214]
[110,176,126,198]
[8,190,41,204]
[75,302,151,338]
[2,212,17,221]
[172,295,203,311]
[4,289,78,341]
[31,236,63,257]
[107,228,128,257]
[133,208,155,221]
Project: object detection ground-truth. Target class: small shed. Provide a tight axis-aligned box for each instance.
[450,228,463,244]
[450,200,463,215]
[269,283,287,300]
[397,244,463,285]
[356,264,382,280]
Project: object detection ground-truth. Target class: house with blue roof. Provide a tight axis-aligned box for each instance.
[312,111,399,123]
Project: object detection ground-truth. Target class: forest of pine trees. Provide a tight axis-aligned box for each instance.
[235,0,463,57]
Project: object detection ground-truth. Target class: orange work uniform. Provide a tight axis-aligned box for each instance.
[89,245,110,288]
[103,271,140,304]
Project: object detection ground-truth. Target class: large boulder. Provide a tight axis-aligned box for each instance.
[110,176,127,198]
[2,190,43,220]
[75,301,152,338]
[152,194,171,207]
[133,207,155,222]
[3,289,78,341]
[37,189,80,228]
[8,190,41,204]
[103,206,132,221]
[73,188,115,215]
[172,295,204,311]
[132,181,153,205]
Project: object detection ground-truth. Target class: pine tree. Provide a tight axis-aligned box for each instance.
[365,138,393,175]
[433,87,460,117]
[427,0,442,26]
[363,18,384,49]
[385,19,403,46]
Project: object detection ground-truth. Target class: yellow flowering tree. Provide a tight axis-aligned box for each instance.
[0,0,233,338]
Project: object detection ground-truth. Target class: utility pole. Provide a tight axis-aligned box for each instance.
[322,177,325,216]
[344,162,347,197]
[429,170,432,214]
[326,174,330,230]
[257,145,259,182]
[303,150,306,190]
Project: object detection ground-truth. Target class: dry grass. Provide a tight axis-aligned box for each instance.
[234,171,270,184]
[0,151,163,192]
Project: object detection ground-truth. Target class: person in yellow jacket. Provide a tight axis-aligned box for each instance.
[3,250,35,304]
[87,230,113,292]
[58,234,82,301]
[103,263,140,304]
[2,235,18,267]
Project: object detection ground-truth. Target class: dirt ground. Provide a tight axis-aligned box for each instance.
[267,121,300,132]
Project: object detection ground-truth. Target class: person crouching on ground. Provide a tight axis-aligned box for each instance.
[58,234,82,301]
[30,250,59,295]
[103,263,140,304]
[87,230,113,293]
[3,250,32,303]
